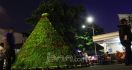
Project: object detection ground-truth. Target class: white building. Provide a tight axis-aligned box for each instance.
[93,14,132,54]
[0,28,24,45]
[93,32,125,54]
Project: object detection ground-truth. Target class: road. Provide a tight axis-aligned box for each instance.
[62,64,132,70]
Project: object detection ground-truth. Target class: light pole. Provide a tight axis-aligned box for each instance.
[86,16,95,36]
[82,16,97,55]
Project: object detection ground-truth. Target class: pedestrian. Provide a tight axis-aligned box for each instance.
[0,43,5,70]
[118,18,132,65]
[5,28,16,70]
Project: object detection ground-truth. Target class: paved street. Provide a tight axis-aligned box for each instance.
[63,64,132,70]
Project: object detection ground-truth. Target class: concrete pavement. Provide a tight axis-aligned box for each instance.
[62,64,132,70]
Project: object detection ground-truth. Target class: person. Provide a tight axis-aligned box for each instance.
[5,28,16,70]
[104,52,111,64]
[82,52,89,66]
[115,51,125,64]
[118,18,132,65]
[0,43,5,70]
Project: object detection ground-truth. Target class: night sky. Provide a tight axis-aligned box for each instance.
[0,0,132,33]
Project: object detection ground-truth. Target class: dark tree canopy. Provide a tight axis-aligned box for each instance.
[26,0,85,46]
[26,0,104,53]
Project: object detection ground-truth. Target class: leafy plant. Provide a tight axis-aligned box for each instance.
[13,13,71,69]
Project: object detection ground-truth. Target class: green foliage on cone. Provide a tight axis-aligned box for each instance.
[13,14,71,69]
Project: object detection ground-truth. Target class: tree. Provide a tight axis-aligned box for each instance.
[75,23,104,54]
[13,13,71,69]
[25,0,104,55]
[75,33,93,51]
[26,0,84,47]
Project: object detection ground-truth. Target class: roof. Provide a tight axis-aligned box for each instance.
[118,14,132,20]
[93,32,119,42]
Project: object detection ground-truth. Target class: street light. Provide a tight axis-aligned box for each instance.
[85,16,97,55]
[82,24,86,29]
[86,16,94,24]
[86,16,95,36]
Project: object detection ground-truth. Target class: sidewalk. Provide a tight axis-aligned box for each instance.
[63,64,132,70]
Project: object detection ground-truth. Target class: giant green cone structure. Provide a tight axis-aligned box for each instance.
[13,13,71,69]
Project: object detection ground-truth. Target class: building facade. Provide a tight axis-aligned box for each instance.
[93,32,125,54]
[0,28,24,48]
[93,14,132,54]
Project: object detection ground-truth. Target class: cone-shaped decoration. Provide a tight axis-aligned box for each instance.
[13,13,71,69]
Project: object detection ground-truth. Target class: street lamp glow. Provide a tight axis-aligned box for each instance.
[87,16,94,23]
[82,25,86,29]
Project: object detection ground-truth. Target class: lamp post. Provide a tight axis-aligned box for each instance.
[86,16,95,36]
[82,16,97,55]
